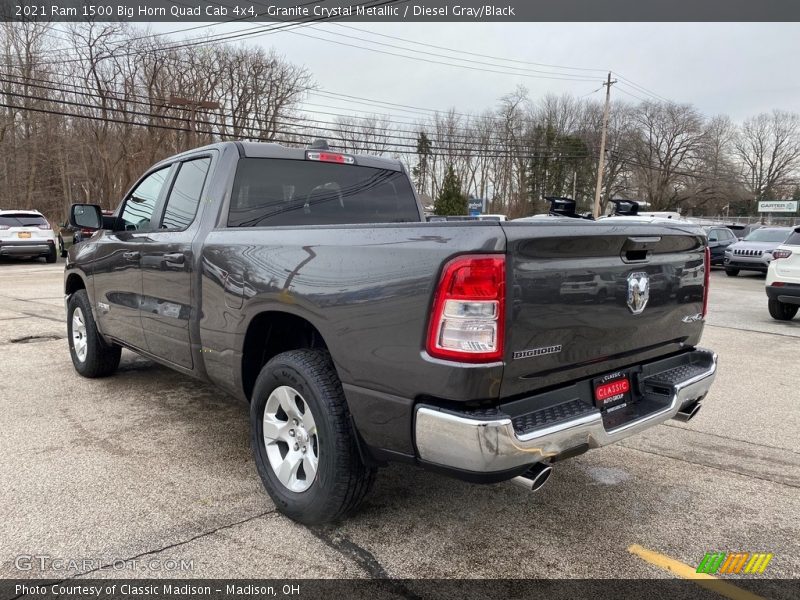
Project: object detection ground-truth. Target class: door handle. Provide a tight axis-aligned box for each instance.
[123,251,140,261]
[163,252,185,265]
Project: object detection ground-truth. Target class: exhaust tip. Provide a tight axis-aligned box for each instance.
[511,463,553,492]
[675,401,702,422]
[529,465,553,491]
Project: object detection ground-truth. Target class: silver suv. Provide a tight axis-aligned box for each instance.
[724,227,793,276]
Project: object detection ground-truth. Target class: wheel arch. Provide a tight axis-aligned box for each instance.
[241,310,332,402]
[65,272,87,296]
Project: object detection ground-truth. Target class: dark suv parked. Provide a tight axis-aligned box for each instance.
[703,226,737,266]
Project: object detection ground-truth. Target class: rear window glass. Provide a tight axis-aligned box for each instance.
[743,229,791,243]
[785,230,800,245]
[0,214,48,227]
[228,158,419,227]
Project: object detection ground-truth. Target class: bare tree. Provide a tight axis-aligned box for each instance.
[735,110,800,205]
[628,101,706,210]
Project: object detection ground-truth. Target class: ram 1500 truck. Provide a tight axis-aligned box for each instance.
[65,142,717,524]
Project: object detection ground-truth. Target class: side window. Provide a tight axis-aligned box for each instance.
[707,230,719,242]
[120,168,170,231]
[161,158,211,230]
[723,230,735,241]
[785,230,800,246]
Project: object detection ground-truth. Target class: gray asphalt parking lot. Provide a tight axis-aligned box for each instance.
[0,259,797,592]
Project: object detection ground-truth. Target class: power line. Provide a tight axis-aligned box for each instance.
[0,89,598,160]
[296,24,602,80]
[285,29,598,83]
[0,72,596,148]
[0,0,400,68]
[615,84,650,103]
[329,22,609,73]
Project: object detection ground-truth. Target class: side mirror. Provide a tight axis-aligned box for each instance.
[69,204,102,231]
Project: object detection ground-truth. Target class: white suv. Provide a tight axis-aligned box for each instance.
[766,226,800,321]
[0,210,58,263]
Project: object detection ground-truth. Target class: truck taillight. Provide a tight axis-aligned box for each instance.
[772,249,792,260]
[426,255,505,363]
[702,247,710,318]
[305,150,355,165]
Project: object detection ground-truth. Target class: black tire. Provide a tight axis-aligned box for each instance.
[45,246,57,263]
[67,289,121,377]
[250,349,375,525]
[59,236,67,258]
[725,268,739,277]
[768,298,799,321]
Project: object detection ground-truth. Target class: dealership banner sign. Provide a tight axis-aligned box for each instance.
[758,200,798,212]
[4,0,800,22]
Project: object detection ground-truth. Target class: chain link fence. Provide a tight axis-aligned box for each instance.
[690,215,800,227]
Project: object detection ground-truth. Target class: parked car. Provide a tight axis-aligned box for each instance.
[0,210,58,262]
[765,227,800,321]
[64,141,717,525]
[727,223,762,240]
[58,210,113,257]
[703,226,737,266]
[723,227,793,276]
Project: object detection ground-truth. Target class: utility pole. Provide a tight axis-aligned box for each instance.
[572,170,577,202]
[168,96,220,149]
[592,72,617,218]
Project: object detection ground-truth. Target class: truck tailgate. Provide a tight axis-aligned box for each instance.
[500,220,707,398]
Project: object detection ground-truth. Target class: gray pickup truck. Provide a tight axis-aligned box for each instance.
[65,142,717,524]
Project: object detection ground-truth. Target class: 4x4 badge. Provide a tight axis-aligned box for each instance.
[627,272,650,315]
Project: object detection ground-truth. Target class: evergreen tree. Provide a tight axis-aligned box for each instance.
[434,164,467,216]
[412,131,432,193]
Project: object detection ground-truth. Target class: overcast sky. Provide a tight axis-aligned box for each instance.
[153,21,800,122]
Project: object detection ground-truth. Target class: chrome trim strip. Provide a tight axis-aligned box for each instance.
[415,349,718,473]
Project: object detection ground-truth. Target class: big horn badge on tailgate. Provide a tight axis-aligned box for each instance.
[627,272,650,314]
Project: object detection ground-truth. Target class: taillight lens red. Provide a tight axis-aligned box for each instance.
[306,150,355,164]
[426,255,505,362]
[702,247,711,317]
[772,249,792,260]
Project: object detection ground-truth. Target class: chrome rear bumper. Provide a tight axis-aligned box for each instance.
[415,349,717,473]
[0,242,51,255]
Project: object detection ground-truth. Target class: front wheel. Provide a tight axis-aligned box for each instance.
[250,349,375,525]
[768,298,799,321]
[67,290,121,377]
[725,268,740,277]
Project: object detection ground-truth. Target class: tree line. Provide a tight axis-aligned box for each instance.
[2,22,799,222]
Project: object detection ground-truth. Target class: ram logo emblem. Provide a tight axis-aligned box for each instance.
[627,272,650,315]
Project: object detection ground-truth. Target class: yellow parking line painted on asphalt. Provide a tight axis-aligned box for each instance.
[627,544,767,600]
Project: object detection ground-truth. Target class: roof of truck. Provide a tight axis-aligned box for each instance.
[163,141,405,173]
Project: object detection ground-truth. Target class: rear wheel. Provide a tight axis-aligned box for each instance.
[67,290,121,377]
[45,246,57,263]
[768,298,798,321]
[725,268,739,277]
[250,349,375,525]
[59,236,67,258]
